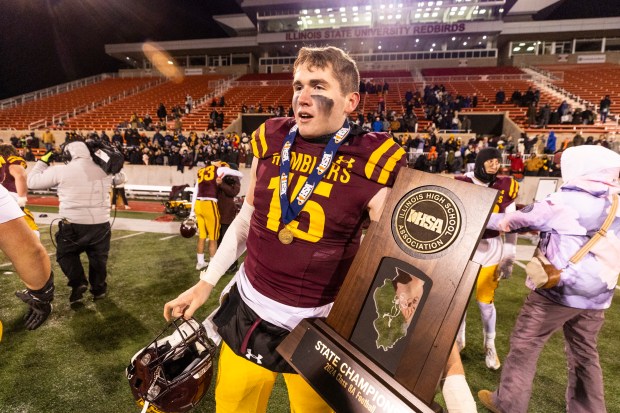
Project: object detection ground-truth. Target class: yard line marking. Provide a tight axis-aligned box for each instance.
[1,231,147,268]
[159,235,177,240]
[514,261,526,269]
[111,232,145,241]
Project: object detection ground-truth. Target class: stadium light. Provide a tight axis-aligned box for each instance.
[340,7,345,12]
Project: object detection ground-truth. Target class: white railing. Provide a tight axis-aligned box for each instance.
[0,74,109,110]
[424,74,533,83]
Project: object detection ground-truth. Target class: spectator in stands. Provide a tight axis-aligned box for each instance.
[526,102,537,126]
[462,115,472,133]
[464,144,477,173]
[538,155,551,176]
[383,80,389,94]
[599,95,611,123]
[143,114,153,130]
[582,105,595,125]
[495,87,505,104]
[545,131,557,154]
[372,116,383,132]
[256,103,263,113]
[523,133,538,154]
[508,152,524,177]
[572,108,583,125]
[359,80,366,94]
[524,153,542,176]
[538,104,551,128]
[472,93,478,108]
[511,89,522,107]
[112,130,123,147]
[219,95,226,107]
[405,89,414,105]
[523,87,535,107]
[42,129,55,151]
[185,95,193,114]
[155,104,165,123]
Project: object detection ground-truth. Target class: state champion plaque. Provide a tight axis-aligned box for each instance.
[392,186,464,259]
[278,169,499,411]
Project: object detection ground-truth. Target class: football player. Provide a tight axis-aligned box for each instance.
[0,144,39,236]
[0,180,54,333]
[191,160,222,270]
[455,148,519,370]
[165,46,476,412]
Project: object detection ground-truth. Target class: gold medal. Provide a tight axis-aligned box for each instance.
[278,227,294,244]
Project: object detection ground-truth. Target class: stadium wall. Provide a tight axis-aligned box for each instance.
[512,51,620,66]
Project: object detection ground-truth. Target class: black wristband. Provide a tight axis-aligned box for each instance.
[28,272,55,303]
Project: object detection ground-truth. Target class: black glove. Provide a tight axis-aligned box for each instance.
[15,273,55,330]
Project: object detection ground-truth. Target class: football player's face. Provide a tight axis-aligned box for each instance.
[484,158,500,175]
[292,63,359,139]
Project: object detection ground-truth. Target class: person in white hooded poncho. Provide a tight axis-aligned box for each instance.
[478,145,620,413]
[27,140,124,303]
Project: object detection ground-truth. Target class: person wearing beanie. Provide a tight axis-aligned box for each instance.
[479,145,620,413]
[455,148,519,370]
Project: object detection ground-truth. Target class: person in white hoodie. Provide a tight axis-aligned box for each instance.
[28,140,123,303]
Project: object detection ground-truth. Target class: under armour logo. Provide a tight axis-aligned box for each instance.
[335,155,355,168]
[245,348,263,365]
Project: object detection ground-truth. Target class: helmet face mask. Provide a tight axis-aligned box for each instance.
[127,318,216,413]
[179,217,197,238]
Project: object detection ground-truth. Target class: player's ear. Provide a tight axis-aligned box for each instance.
[344,92,360,115]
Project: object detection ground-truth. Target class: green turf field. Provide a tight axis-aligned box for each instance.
[0,226,618,412]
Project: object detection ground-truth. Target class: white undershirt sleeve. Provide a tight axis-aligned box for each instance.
[199,201,254,286]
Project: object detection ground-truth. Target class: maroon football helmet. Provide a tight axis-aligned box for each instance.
[179,217,197,238]
[126,318,216,412]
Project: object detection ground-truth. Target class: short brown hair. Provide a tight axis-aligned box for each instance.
[293,46,360,95]
[0,144,17,158]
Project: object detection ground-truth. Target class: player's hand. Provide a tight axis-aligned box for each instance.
[498,256,515,280]
[15,289,54,330]
[39,151,56,165]
[163,281,212,321]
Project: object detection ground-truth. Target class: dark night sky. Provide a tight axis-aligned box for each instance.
[0,0,618,100]
[0,0,242,100]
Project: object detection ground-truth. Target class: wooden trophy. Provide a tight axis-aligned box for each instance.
[277,169,499,412]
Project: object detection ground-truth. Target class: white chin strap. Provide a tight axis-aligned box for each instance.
[140,400,150,413]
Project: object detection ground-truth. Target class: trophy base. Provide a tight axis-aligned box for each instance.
[278,318,442,413]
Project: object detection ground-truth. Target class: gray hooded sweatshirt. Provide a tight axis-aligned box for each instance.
[27,141,118,224]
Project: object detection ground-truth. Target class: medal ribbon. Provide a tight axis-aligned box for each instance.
[279,119,350,225]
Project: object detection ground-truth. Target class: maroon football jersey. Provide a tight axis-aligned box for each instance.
[455,175,519,238]
[196,164,218,198]
[246,117,406,307]
[0,155,26,194]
